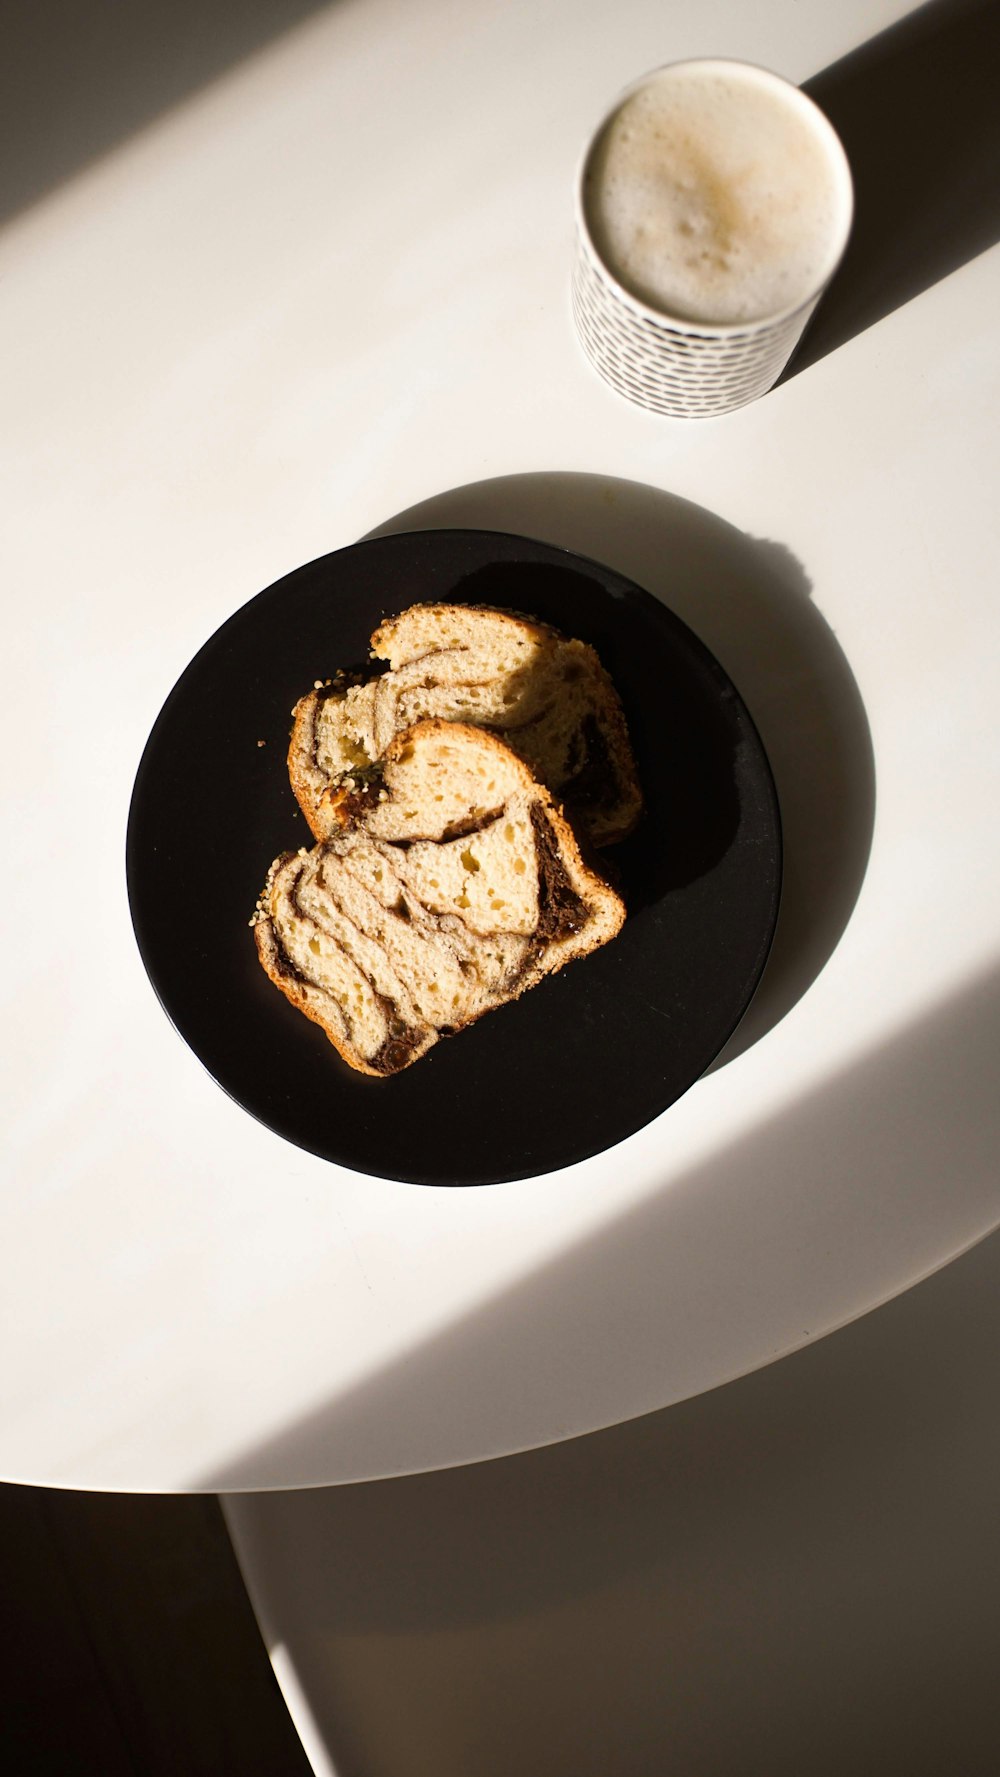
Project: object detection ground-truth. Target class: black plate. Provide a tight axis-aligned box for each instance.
[127,529,781,1185]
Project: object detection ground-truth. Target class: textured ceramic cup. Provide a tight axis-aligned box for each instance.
[572,59,854,417]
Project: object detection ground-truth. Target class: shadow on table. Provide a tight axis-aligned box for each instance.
[364,470,876,1067]
[787,0,1000,378]
[223,1216,1000,1777]
[208,958,1000,1496]
[0,0,332,226]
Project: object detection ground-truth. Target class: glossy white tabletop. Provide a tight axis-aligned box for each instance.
[3,0,998,1491]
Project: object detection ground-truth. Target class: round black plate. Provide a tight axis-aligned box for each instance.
[127,530,781,1185]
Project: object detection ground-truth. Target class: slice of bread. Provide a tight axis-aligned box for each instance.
[254,719,626,1075]
[288,602,642,848]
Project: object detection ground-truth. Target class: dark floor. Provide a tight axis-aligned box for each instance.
[0,1485,311,1776]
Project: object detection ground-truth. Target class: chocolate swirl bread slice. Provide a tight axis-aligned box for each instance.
[288,602,642,849]
[254,719,626,1076]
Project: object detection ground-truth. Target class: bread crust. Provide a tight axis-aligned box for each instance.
[287,690,338,843]
[369,601,565,660]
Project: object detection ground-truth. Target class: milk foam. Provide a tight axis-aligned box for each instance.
[584,65,848,326]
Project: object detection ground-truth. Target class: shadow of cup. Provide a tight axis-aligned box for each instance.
[367,471,875,1064]
[789,0,1000,377]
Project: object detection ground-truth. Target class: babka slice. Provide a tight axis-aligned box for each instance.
[288,602,642,848]
[254,719,626,1076]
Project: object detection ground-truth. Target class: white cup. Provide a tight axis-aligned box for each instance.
[572,59,854,418]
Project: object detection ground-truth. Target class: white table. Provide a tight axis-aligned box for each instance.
[3,0,999,1493]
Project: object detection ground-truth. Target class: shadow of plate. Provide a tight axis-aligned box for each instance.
[365,471,875,1064]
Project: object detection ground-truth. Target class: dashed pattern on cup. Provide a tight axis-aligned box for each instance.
[571,232,816,418]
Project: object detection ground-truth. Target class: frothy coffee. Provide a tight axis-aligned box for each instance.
[583,63,850,327]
